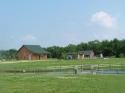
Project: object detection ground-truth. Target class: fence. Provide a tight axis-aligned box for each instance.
[0,64,125,75]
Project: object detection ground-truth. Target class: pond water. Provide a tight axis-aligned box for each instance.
[1,64,125,75]
[1,69,125,75]
[80,70,125,74]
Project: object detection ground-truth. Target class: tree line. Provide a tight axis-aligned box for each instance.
[0,38,125,60]
[47,39,125,59]
[0,49,17,60]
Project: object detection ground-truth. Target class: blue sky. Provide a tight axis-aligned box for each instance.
[0,0,125,49]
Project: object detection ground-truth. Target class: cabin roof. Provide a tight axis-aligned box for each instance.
[79,50,94,55]
[21,45,49,55]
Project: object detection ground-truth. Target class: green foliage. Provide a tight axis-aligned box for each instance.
[0,49,17,60]
[47,46,65,59]
[47,39,125,59]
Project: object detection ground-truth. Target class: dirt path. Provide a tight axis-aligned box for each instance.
[0,60,49,64]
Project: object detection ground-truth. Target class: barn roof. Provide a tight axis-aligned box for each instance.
[79,50,94,55]
[22,45,49,55]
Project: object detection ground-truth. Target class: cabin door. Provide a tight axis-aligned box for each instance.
[28,54,32,60]
[38,55,40,60]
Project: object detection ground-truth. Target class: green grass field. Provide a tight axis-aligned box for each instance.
[0,58,125,93]
[0,74,125,93]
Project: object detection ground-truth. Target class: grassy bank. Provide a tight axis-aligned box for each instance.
[0,74,125,93]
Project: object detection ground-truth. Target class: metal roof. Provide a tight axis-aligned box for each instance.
[79,50,94,55]
[23,45,49,55]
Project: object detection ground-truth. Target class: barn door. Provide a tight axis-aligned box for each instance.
[39,55,41,60]
[28,54,32,60]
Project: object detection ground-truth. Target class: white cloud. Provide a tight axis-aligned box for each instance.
[16,34,43,47]
[20,34,37,42]
[91,11,116,28]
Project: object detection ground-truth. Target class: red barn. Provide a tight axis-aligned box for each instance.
[17,45,49,60]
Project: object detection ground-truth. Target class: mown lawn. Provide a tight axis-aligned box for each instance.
[0,74,125,93]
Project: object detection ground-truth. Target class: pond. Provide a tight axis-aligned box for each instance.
[0,64,125,75]
[1,69,125,75]
[80,70,125,75]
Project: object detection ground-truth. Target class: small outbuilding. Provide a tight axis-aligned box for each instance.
[17,45,49,60]
[67,53,77,60]
[78,50,95,59]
